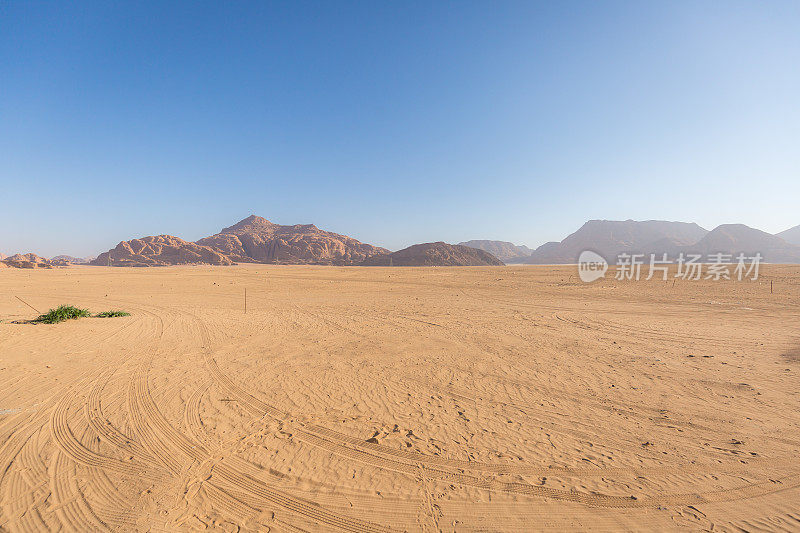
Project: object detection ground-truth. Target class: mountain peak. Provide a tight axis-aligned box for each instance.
[777,224,800,246]
[220,215,277,234]
[241,214,270,224]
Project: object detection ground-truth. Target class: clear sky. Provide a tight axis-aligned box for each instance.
[2,1,799,257]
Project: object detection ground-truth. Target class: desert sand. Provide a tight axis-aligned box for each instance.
[1,264,799,531]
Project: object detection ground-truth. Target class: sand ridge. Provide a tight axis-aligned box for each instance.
[1,265,799,531]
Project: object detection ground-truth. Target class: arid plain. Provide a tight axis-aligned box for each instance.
[1,265,799,532]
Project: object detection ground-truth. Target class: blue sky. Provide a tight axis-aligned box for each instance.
[2,1,799,257]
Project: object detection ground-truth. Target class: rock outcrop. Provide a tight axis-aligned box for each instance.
[91,235,233,267]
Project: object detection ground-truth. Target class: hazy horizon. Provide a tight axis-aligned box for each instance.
[3,215,799,259]
[2,1,799,257]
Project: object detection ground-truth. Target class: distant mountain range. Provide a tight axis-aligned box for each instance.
[456,240,532,263]
[87,217,501,267]
[363,242,504,266]
[675,224,800,263]
[6,218,800,268]
[51,255,95,265]
[523,220,709,264]
[0,253,94,268]
[509,220,800,264]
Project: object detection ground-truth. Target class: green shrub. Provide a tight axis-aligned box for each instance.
[94,310,131,318]
[33,305,91,324]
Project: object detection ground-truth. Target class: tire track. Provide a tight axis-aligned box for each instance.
[133,357,397,532]
[397,374,784,472]
[3,426,49,531]
[211,459,395,533]
[86,368,158,464]
[0,394,66,531]
[49,385,160,480]
[83,427,141,529]
[184,380,212,447]
[47,425,111,532]
[203,344,800,510]
[202,351,654,506]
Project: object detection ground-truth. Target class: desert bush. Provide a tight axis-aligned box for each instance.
[33,305,91,324]
[94,310,131,318]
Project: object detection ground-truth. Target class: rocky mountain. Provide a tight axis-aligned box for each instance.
[457,240,532,263]
[6,253,50,263]
[523,220,709,264]
[89,216,388,267]
[777,225,800,246]
[362,242,504,266]
[2,253,53,269]
[197,215,388,265]
[91,235,233,267]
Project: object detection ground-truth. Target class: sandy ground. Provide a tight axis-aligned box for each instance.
[1,264,799,532]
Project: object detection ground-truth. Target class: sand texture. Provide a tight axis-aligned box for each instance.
[1,265,799,531]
